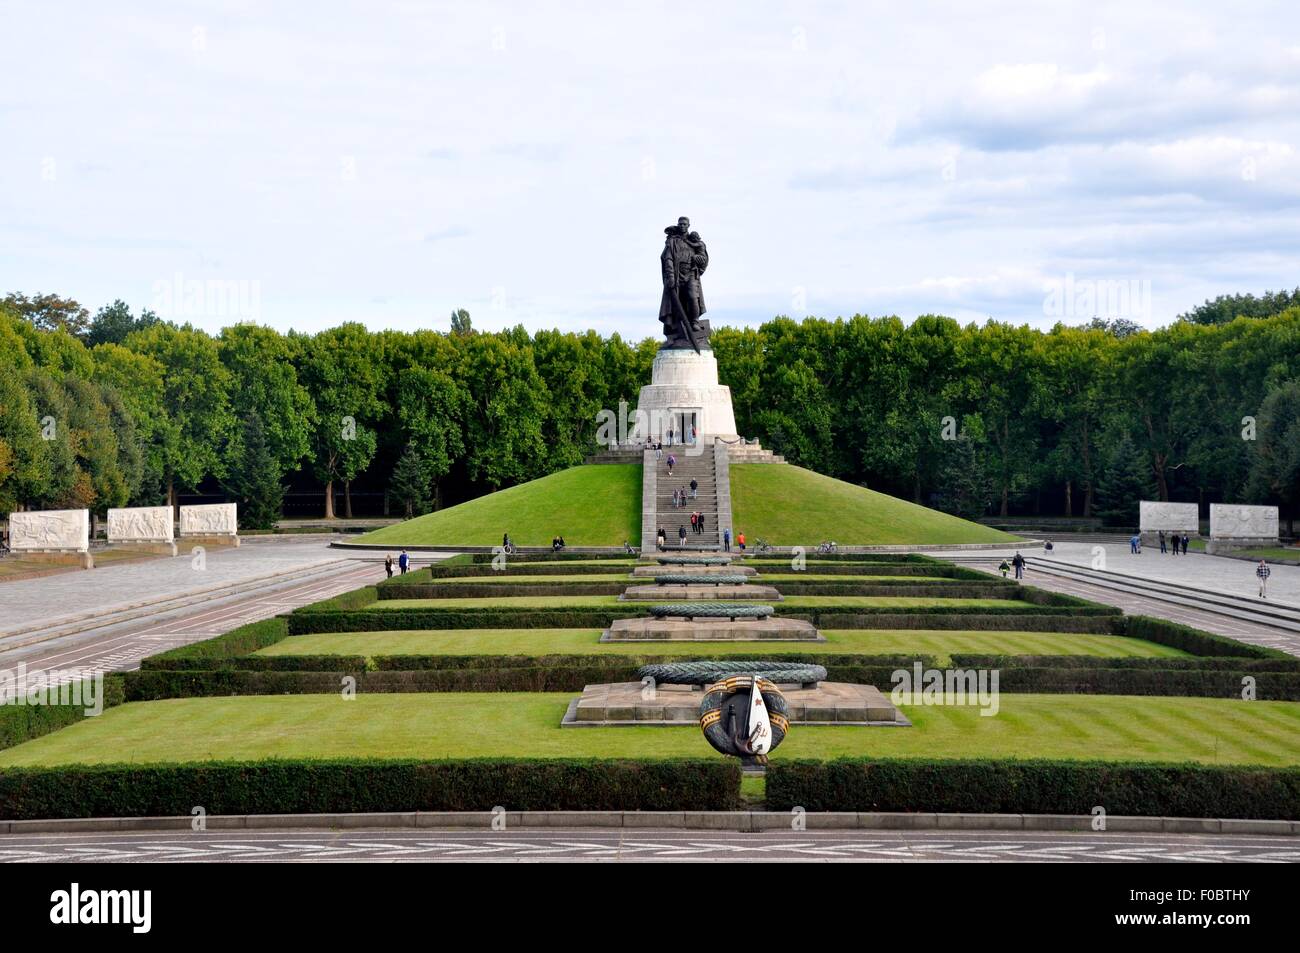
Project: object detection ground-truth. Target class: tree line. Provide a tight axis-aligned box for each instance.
[2,290,1298,532]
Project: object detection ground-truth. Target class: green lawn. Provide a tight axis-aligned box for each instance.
[2,693,1295,767]
[257,628,1188,665]
[730,464,1022,545]
[356,465,641,547]
[370,595,1032,610]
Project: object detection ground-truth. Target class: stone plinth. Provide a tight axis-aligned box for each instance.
[633,348,738,441]
[601,617,822,641]
[621,584,782,601]
[562,682,909,726]
[1139,501,1199,545]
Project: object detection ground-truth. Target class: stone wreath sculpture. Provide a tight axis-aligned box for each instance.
[647,603,774,620]
[655,555,732,566]
[652,573,749,586]
[636,661,827,763]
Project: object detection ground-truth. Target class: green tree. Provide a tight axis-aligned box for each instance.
[450,308,473,335]
[224,413,285,530]
[1245,379,1300,536]
[389,443,432,517]
[1092,434,1153,527]
[299,323,385,518]
[219,323,315,478]
[124,323,235,511]
[2,292,91,336]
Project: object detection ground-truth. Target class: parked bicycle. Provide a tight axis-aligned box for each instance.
[754,538,774,555]
[816,540,838,555]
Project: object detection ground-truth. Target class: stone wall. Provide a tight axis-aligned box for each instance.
[1209,504,1279,541]
[179,503,238,537]
[1138,501,1198,543]
[107,505,174,542]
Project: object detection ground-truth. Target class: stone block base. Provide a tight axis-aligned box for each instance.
[601,617,822,641]
[562,682,910,726]
[178,534,240,549]
[14,550,93,569]
[107,540,178,557]
[1206,538,1280,555]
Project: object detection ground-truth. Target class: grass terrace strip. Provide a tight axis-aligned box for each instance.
[2,694,1296,767]
[765,757,1300,819]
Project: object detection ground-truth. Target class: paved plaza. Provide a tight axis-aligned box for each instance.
[1,827,1293,863]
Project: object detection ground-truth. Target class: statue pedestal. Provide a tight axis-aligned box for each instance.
[635,348,738,442]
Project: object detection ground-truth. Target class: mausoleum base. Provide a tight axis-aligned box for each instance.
[109,540,179,557]
[1206,538,1280,555]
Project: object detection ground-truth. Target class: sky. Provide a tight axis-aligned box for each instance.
[3,0,1300,337]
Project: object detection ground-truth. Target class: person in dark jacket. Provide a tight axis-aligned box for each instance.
[398,550,410,574]
[1011,551,1025,579]
[384,554,394,579]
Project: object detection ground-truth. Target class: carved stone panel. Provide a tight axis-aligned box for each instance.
[1209,504,1279,540]
[9,509,90,552]
[107,505,174,542]
[178,503,238,536]
[1138,501,1198,534]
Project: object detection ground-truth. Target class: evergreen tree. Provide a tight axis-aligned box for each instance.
[935,434,993,520]
[1092,435,1152,527]
[225,413,284,529]
[389,442,431,517]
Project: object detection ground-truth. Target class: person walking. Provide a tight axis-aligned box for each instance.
[1129,534,1139,554]
[690,478,698,500]
[666,453,675,475]
[723,528,731,551]
[1181,534,1190,555]
[737,531,746,552]
[657,527,666,551]
[678,524,687,548]
[398,550,410,575]
[690,511,698,535]
[1257,560,1271,598]
[998,559,1010,578]
[667,427,675,446]
[698,513,706,537]
[384,554,394,579]
[1158,530,1166,554]
[1011,551,1025,580]
[655,442,663,461]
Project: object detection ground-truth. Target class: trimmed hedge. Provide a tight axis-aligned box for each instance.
[766,757,1300,819]
[1117,616,1289,659]
[0,758,741,819]
[143,617,291,663]
[766,583,1018,598]
[986,667,1300,699]
[380,582,629,599]
[0,676,126,751]
[951,654,1300,672]
[287,608,628,634]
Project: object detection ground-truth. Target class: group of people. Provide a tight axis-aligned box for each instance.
[551,535,566,551]
[383,550,410,578]
[998,551,1028,579]
[1155,531,1192,555]
[670,479,699,509]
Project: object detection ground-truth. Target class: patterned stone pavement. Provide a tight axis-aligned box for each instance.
[1,828,1296,863]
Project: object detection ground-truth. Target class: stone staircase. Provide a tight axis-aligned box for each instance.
[644,444,727,552]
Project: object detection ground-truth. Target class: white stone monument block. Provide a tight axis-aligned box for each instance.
[635,348,739,442]
[1138,501,1199,536]
[8,509,90,552]
[1209,504,1279,541]
[107,505,174,542]
[179,503,238,537]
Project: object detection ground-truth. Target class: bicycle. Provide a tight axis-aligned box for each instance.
[622,540,638,556]
[816,540,838,555]
[754,538,774,555]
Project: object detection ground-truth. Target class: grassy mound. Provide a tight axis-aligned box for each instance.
[730,464,1019,545]
[356,465,641,547]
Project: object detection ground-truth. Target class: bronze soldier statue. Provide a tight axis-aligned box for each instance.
[659,216,710,351]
